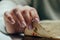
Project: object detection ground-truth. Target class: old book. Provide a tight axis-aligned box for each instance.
[24,20,60,39]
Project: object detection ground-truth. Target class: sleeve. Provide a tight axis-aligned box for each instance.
[0,1,16,34]
[12,0,31,6]
[0,32,12,40]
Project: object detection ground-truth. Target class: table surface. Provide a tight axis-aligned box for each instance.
[8,34,60,40]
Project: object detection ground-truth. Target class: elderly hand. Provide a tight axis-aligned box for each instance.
[4,6,40,34]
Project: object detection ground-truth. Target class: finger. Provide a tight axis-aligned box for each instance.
[10,9,21,32]
[4,12,16,33]
[11,9,26,28]
[4,12,15,24]
[30,8,40,23]
[23,6,40,22]
[16,9,26,28]
[22,10,33,29]
[22,10,31,25]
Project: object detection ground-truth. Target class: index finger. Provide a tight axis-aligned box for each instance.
[30,8,40,23]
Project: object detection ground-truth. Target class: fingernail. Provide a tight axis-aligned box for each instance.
[32,18,40,23]
[35,18,40,22]
[8,17,15,24]
[11,18,15,24]
[21,21,26,28]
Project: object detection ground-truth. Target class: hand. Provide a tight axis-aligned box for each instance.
[4,6,40,34]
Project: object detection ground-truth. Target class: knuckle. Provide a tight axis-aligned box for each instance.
[24,6,30,8]
[4,12,8,17]
[4,12,7,16]
[13,8,18,13]
[31,7,36,11]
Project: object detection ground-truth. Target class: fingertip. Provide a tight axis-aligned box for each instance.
[21,21,26,28]
[4,12,15,24]
[32,18,40,23]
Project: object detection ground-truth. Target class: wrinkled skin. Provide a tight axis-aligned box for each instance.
[4,6,40,34]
